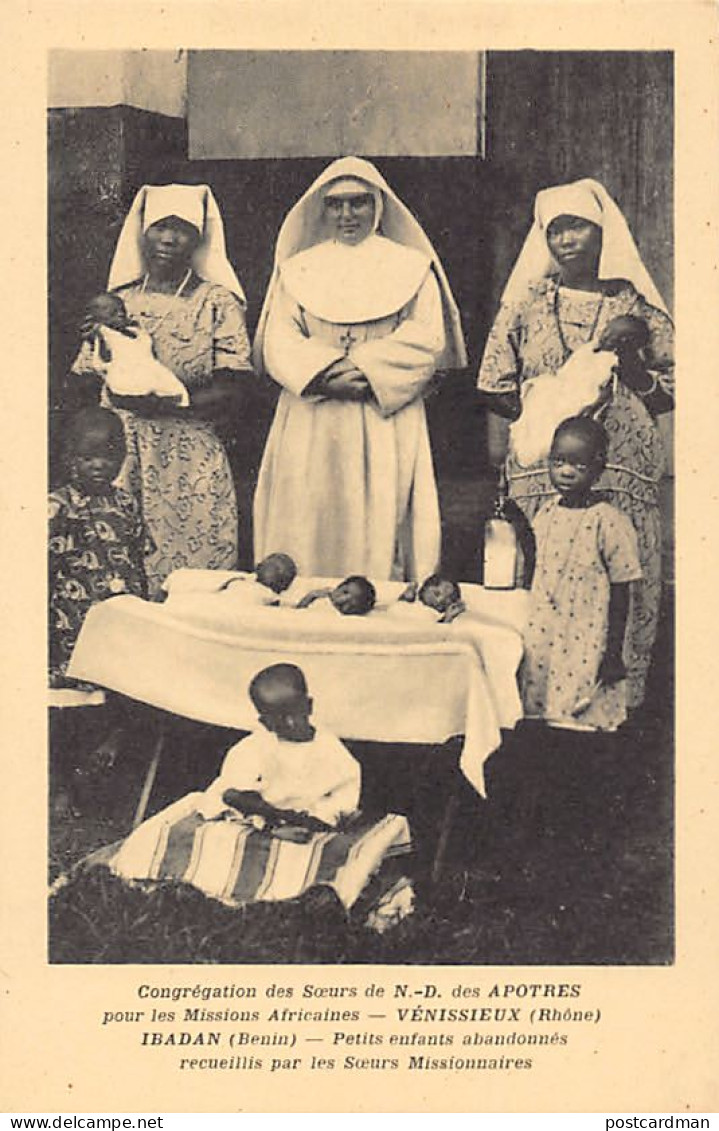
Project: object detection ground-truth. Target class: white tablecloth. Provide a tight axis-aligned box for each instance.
[68,578,528,795]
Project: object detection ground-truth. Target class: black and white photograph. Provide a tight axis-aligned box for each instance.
[46,47,675,968]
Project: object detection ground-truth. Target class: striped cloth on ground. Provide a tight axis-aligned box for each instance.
[102,792,411,911]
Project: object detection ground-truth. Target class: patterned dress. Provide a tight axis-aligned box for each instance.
[81,279,253,595]
[478,276,674,708]
[49,484,154,685]
[523,498,642,731]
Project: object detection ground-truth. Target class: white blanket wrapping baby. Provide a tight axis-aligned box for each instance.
[77,326,190,405]
[510,342,617,468]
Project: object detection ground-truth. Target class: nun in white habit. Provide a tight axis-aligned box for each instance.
[253,157,467,582]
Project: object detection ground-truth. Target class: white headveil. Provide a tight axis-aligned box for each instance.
[501,178,668,314]
[107,183,246,302]
[253,157,467,371]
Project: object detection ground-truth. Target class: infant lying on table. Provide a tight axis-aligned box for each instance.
[161,566,466,628]
[297,574,466,622]
[295,575,377,616]
[391,574,466,624]
[161,563,374,614]
[161,552,298,606]
[218,553,298,606]
[198,663,361,836]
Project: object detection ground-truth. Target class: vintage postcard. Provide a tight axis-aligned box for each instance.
[1,0,718,1115]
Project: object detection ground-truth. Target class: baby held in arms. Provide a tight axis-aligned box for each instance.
[75,292,190,405]
[296,575,377,616]
[510,314,650,468]
[198,663,361,833]
[394,574,466,624]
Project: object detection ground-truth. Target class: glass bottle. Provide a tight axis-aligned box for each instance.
[479,467,535,590]
[482,468,517,589]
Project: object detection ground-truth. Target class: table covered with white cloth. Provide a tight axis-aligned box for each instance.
[68,577,528,795]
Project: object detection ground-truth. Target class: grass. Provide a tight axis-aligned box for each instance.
[48,641,673,966]
[48,468,673,966]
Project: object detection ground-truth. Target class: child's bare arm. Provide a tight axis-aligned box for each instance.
[222,789,298,824]
[222,788,271,816]
[296,588,332,609]
[221,789,306,823]
[398,582,418,603]
[598,582,630,685]
[438,600,466,624]
[222,789,332,832]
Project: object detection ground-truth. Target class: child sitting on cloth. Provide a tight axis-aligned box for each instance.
[199,663,361,831]
[73,292,190,406]
[49,407,154,685]
[62,662,411,930]
[296,575,377,616]
[510,314,650,468]
[394,574,466,623]
[161,553,297,606]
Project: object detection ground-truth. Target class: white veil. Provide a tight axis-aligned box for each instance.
[107,183,246,302]
[253,157,467,372]
[501,177,668,314]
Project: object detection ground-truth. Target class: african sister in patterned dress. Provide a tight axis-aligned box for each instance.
[478,179,674,711]
[73,184,254,596]
[49,408,154,686]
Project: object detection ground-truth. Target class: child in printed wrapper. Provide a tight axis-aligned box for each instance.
[198,664,361,832]
[49,407,154,685]
[394,575,466,624]
[521,415,642,732]
[296,575,377,616]
[74,293,190,406]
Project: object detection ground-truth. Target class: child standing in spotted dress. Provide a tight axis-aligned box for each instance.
[484,416,643,906]
[522,416,642,732]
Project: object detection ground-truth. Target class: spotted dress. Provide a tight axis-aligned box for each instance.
[49,484,154,685]
[77,279,253,595]
[522,498,642,731]
[478,276,674,708]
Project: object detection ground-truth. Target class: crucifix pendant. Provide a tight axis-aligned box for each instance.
[339,326,357,354]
